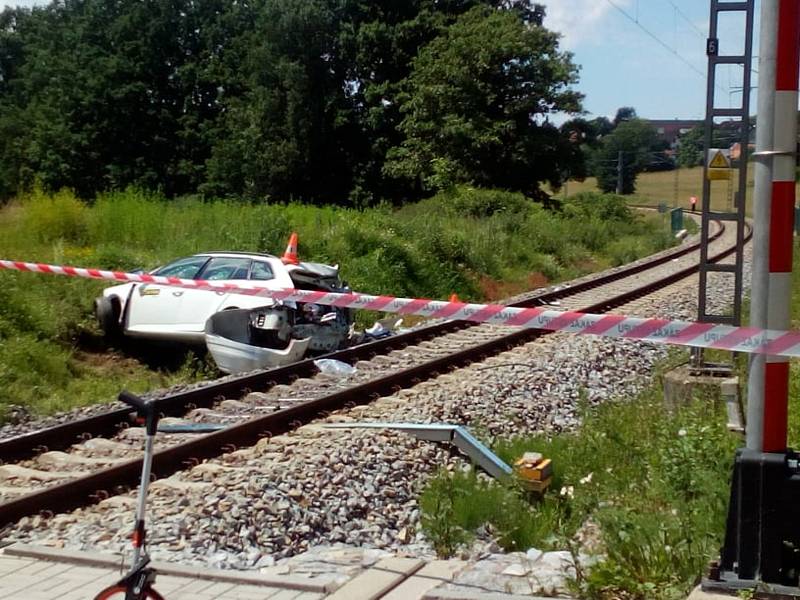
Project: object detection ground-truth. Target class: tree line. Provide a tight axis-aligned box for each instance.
[0,0,591,205]
[1,1,731,206]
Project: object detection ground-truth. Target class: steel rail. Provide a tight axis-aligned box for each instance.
[0,220,723,464]
[0,220,746,528]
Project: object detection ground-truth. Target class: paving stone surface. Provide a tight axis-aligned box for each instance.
[685,586,740,600]
[0,545,575,599]
[0,550,324,600]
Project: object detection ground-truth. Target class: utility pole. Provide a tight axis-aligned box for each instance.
[673,162,679,208]
[616,151,624,194]
[696,0,752,333]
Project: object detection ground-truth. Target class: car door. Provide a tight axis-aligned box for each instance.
[126,255,210,336]
[177,256,254,334]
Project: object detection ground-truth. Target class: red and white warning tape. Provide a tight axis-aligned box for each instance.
[2,258,800,357]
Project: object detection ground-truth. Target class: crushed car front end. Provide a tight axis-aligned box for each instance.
[205,260,355,373]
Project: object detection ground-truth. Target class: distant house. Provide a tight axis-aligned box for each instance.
[645,119,704,147]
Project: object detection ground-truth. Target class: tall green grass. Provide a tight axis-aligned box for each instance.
[0,186,675,421]
[6,186,673,298]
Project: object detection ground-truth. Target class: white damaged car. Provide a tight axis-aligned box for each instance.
[94,251,353,372]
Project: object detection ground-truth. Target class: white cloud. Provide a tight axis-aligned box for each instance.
[3,0,46,8]
[538,0,632,49]
[0,0,41,10]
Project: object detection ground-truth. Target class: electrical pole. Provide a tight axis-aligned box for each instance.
[616,151,624,194]
[673,162,679,208]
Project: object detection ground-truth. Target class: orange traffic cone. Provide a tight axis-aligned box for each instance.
[449,293,460,303]
[281,232,300,265]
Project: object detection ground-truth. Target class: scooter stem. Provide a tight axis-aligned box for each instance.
[131,432,155,566]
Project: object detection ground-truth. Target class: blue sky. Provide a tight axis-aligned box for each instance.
[539,0,758,122]
[5,0,759,122]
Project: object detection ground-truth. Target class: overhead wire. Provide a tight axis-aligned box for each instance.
[604,0,708,80]
[664,0,706,39]
[666,0,758,75]
[603,0,731,95]
[664,0,759,76]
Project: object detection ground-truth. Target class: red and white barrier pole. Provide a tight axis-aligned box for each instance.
[746,0,777,452]
[764,0,799,452]
[748,0,800,453]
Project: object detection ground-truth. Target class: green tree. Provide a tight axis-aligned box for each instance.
[591,119,658,194]
[676,126,705,168]
[0,0,252,199]
[675,125,746,169]
[588,116,614,140]
[384,5,582,195]
[202,0,355,202]
[613,106,637,126]
[0,7,31,200]
[0,0,586,204]
[330,0,491,204]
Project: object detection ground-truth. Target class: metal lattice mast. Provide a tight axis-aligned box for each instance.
[697,0,754,333]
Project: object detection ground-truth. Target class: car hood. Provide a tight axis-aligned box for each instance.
[288,261,339,278]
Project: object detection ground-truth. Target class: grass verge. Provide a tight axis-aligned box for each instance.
[420,366,739,599]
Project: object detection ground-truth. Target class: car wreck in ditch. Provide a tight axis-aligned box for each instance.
[94,248,353,373]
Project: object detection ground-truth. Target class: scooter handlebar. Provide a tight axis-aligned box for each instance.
[119,390,148,413]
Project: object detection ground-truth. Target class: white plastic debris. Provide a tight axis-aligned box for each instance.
[366,317,402,337]
[314,359,357,377]
[365,321,389,337]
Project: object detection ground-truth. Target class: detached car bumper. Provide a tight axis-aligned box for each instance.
[206,333,311,374]
[205,307,329,374]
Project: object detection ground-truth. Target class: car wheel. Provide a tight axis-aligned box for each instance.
[95,296,122,338]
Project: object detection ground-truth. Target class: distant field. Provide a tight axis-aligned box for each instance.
[556,165,797,216]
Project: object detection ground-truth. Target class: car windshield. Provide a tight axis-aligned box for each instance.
[197,257,252,280]
[151,256,209,279]
[250,261,274,281]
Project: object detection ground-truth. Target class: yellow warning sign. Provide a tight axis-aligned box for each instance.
[708,149,731,169]
[707,169,732,181]
[707,149,732,180]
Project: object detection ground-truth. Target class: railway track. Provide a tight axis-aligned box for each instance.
[0,218,745,529]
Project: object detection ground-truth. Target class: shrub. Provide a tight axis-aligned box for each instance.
[22,187,88,243]
[606,237,647,266]
[90,245,150,271]
[563,192,633,223]
[438,186,533,219]
[0,186,678,422]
